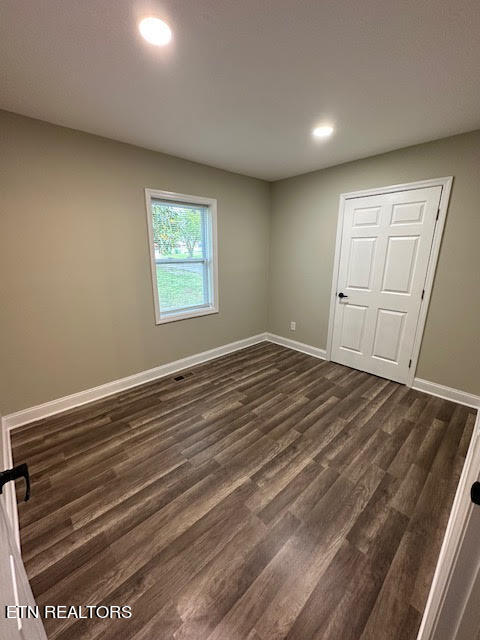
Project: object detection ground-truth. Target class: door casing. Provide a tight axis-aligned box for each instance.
[326,176,453,387]
[417,412,480,640]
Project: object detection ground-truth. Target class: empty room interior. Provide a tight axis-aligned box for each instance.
[1,2,480,639]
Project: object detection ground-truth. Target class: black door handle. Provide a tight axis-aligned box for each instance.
[0,463,30,501]
[338,292,348,299]
[471,482,480,506]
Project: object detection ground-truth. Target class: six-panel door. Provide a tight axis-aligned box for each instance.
[330,186,442,383]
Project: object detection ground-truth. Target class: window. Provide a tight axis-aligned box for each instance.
[145,189,218,324]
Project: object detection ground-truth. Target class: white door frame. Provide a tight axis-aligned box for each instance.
[417,411,480,640]
[2,416,20,549]
[326,176,453,387]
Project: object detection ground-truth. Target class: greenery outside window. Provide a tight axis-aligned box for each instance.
[145,189,218,323]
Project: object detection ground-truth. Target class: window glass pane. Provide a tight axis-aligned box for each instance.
[151,201,206,259]
[155,262,207,312]
[150,199,211,315]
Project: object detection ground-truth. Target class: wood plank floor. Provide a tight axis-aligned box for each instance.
[12,342,476,640]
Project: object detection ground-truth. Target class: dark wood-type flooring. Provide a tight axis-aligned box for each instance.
[12,342,477,640]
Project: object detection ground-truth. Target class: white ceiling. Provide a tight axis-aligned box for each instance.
[1,0,480,180]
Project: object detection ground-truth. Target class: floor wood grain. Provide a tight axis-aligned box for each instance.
[12,343,476,639]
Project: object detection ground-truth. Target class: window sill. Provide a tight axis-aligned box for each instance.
[155,306,219,325]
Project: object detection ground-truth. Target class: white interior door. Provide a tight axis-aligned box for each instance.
[330,185,442,383]
[0,497,47,640]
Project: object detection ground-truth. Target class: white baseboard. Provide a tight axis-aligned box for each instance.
[4,333,268,431]
[265,333,327,360]
[266,333,479,409]
[1,416,8,471]
[4,332,478,434]
[412,378,480,410]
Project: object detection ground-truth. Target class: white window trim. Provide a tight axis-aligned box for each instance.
[144,188,219,324]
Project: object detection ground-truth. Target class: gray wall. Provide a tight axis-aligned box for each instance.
[268,130,480,395]
[0,111,271,414]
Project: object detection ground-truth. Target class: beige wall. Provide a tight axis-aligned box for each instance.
[1,110,479,415]
[269,130,480,395]
[0,111,270,414]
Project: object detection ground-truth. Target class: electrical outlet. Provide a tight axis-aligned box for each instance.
[290,321,296,331]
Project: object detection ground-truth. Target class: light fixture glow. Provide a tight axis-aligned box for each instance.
[312,125,334,139]
[139,17,172,46]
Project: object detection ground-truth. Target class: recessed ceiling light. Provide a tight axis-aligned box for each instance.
[139,17,172,46]
[312,125,334,139]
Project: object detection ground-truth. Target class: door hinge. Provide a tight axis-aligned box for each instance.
[436,208,440,221]
[421,289,425,300]
[408,359,412,368]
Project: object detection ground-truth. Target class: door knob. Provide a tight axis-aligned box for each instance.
[338,292,348,299]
